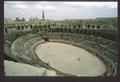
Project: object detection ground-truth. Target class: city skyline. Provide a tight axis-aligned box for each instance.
[4,1,118,20]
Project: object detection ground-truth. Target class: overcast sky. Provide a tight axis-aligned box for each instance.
[4,1,118,20]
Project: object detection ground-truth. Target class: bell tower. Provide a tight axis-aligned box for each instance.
[42,10,45,20]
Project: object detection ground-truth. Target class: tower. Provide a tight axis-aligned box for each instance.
[42,10,45,20]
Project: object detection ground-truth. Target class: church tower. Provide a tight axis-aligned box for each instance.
[42,10,45,20]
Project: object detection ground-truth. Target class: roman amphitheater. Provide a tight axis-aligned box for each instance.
[4,15,118,76]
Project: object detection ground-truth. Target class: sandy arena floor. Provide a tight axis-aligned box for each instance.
[35,42,107,76]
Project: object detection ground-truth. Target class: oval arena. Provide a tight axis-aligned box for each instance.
[4,16,118,76]
[4,31,117,76]
[34,41,107,76]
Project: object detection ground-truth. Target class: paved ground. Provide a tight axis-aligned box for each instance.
[4,60,56,76]
[35,42,107,76]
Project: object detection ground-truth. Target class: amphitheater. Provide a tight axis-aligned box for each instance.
[4,18,118,76]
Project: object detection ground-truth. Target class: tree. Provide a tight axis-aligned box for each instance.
[15,17,20,21]
[22,18,25,22]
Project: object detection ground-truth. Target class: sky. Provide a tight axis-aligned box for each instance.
[4,1,118,20]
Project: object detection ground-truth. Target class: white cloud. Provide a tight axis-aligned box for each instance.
[35,5,55,10]
[6,1,29,10]
[36,1,51,4]
[44,5,54,10]
[13,4,28,9]
[106,2,117,8]
[17,10,24,14]
[5,1,26,4]
[35,5,43,9]
[63,2,117,8]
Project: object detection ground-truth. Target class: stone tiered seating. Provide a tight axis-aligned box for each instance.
[10,32,118,76]
[11,34,38,64]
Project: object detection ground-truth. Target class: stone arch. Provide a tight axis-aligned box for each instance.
[30,25,33,29]
[45,28,47,31]
[92,25,95,29]
[48,25,50,28]
[60,28,64,32]
[78,24,81,28]
[76,28,79,33]
[17,25,20,30]
[56,28,59,32]
[64,28,67,32]
[88,24,90,29]
[21,25,24,30]
[68,28,71,32]
[97,25,100,29]
[61,24,63,27]
[73,25,76,32]
[52,24,54,26]
[9,26,11,29]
